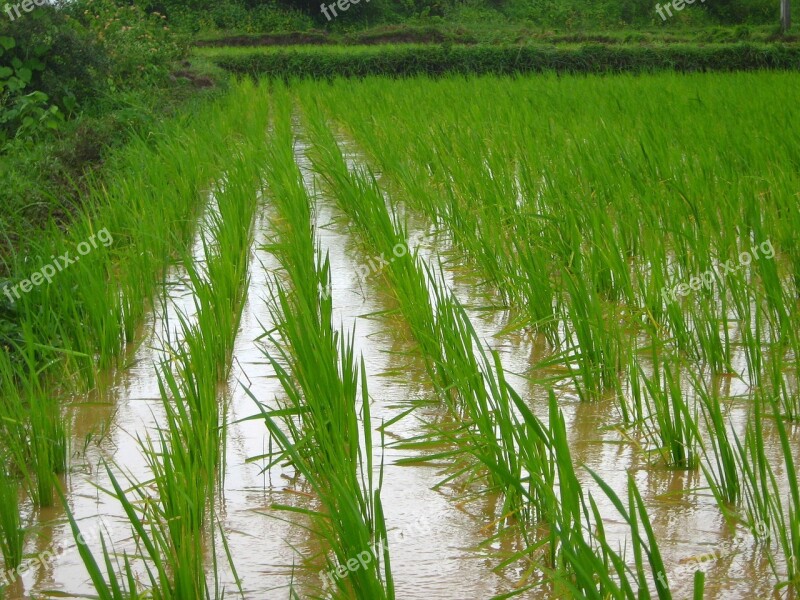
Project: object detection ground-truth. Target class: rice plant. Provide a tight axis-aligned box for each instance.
[639,354,701,470]
[249,100,394,598]
[0,467,24,572]
[696,377,741,509]
[60,463,242,600]
[562,269,625,401]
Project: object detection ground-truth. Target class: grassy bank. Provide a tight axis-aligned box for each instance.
[201,42,800,79]
[193,23,798,47]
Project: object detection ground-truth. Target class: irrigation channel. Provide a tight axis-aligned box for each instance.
[3,73,800,599]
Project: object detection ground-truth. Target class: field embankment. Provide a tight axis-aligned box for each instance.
[200,42,800,78]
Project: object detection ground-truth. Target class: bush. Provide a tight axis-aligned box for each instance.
[0,7,107,110]
[0,1,184,145]
[66,0,185,87]
[703,0,777,22]
[244,5,313,32]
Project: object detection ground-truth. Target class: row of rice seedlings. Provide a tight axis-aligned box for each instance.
[57,80,271,596]
[426,278,548,528]
[59,207,256,596]
[109,113,267,588]
[427,292,684,597]
[254,287,393,599]
[62,463,239,599]
[187,164,264,382]
[298,92,517,463]
[250,91,393,598]
[67,366,235,598]
[57,238,252,597]
[541,389,684,599]
[298,94,446,388]
[310,80,561,338]
[296,95,553,578]
[694,378,741,510]
[67,173,262,593]
[561,269,626,400]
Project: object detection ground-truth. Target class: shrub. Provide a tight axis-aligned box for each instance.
[0,6,106,112]
[66,0,185,87]
[245,5,314,32]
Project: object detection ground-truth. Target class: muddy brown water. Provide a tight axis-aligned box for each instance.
[10,133,798,600]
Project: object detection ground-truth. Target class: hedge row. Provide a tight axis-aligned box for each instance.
[209,43,800,78]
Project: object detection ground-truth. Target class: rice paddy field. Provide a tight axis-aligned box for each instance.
[2,70,800,599]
